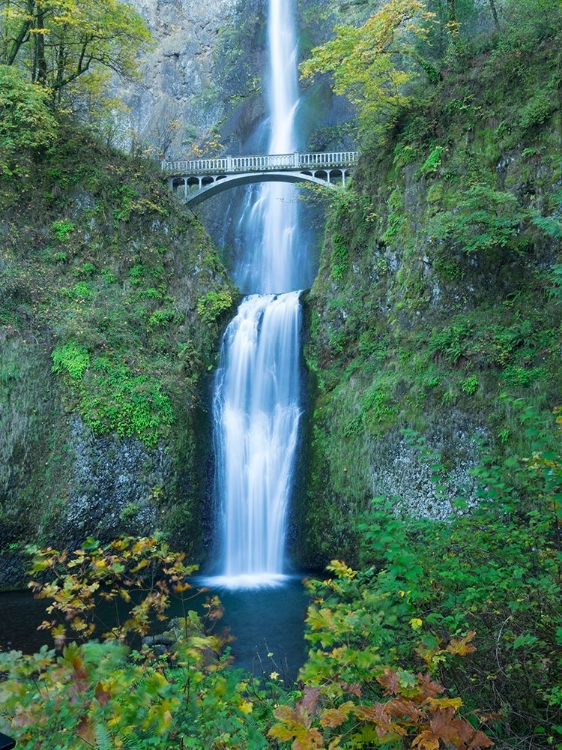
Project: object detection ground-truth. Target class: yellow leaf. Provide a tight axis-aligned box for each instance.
[239,700,253,714]
[428,697,463,711]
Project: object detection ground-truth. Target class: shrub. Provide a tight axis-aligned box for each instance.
[196,289,233,324]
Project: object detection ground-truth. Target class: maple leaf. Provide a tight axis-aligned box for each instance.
[412,729,441,750]
[446,631,477,657]
[293,728,324,750]
[466,730,494,748]
[428,697,463,711]
[386,697,424,721]
[320,702,355,728]
[429,707,462,742]
[377,667,401,695]
[274,704,301,724]
[299,686,321,715]
[417,672,445,699]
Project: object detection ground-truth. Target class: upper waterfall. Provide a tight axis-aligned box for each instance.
[232,0,310,296]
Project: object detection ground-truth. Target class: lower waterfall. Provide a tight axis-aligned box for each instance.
[211,292,301,587]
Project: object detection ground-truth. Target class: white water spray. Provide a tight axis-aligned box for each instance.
[210,0,305,588]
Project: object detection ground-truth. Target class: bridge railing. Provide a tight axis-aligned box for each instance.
[162,151,358,176]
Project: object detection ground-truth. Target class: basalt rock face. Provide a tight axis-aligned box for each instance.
[120,0,238,159]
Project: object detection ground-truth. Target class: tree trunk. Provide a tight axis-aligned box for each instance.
[34,6,47,85]
[5,0,35,65]
[488,0,500,30]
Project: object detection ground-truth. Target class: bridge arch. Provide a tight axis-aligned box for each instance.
[170,169,347,207]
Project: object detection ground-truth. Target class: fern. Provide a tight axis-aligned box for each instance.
[95,724,113,750]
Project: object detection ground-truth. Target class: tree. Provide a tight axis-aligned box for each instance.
[0,63,56,175]
[0,0,151,103]
[300,0,435,138]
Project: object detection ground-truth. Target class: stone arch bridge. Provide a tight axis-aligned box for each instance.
[161,151,358,207]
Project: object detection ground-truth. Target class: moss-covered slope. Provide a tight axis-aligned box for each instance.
[301,33,562,566]
[0,125,234,570]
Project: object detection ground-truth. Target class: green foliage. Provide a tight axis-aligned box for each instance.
[300,0,435,137]
[78,357,175,447]
[271,562,492,750]
[419,145,445,176]
[51,219,76,241]
[532,189,562,241]
[0,0,152,104]
[0,537,276,749]
[51,342,175,447]
[147,308,175,330]
[51,341,91,381]
[460,374,479,394]
[0,536,496,750]
[330,233,349,281]
[197,289,234,325]
[429,184,523,255]
[353,408,562,746]
[0,64,56,176]
[519,91,557,132]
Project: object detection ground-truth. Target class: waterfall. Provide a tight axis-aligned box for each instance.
[209,0,305,588]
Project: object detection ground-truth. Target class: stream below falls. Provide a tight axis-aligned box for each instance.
[0,580,310,680]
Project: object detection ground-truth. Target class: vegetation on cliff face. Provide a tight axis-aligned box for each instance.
[0,123,234,554]
[302,0,562,562]
[296,0,562,745]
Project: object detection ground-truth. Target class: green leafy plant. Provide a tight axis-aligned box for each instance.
[429,184,524,255]
[51,341,91,381]
[419,145,445,176]
[330,233,349,281]
[270,561,492,750]
[51,219,75,241]
[197,289,234,325]
[0,64,56,176]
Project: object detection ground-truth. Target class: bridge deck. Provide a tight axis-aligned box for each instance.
[162,151,358,176]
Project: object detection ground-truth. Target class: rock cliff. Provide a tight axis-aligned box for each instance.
[120,0,238,159]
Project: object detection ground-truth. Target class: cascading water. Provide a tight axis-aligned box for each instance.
[210,0,306,588]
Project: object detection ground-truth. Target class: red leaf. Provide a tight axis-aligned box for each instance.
[299,686,321,715]
[377,668,401,695]
[95,682,111,706]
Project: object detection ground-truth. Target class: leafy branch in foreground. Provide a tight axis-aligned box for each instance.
[27,535,198,646]
[0,536,276,749]
[270,562,492,749]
